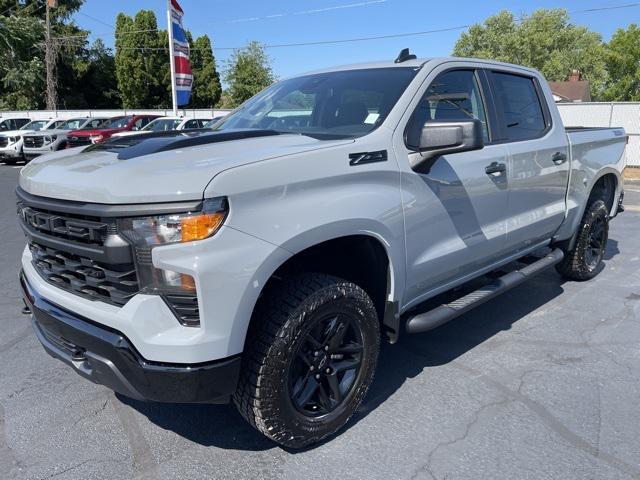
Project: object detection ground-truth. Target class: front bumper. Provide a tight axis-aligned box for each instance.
[21,272,241,403]
[0,146,22,159]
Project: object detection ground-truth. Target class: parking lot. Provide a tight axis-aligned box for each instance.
[1,161,639,480]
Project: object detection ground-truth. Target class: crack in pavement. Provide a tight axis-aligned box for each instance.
[409,397,512,480]
[111,395,159,480]
[456,362,639,478]
[38,460,92,480]
[403,346,640,479]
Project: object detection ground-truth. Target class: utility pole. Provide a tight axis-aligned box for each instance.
[45,0,58,111]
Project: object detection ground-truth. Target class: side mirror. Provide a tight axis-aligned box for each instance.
[408,119,484,173]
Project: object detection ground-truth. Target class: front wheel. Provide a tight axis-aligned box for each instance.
[556,200,609,281]
[233,273,380,448]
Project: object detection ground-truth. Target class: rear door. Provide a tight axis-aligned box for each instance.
[487,70,569,251]
[394,65,511,306]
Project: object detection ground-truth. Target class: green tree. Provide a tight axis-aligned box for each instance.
[114,10,168,108]
[0,13,44,109]
[0,0,107,109]
[453,9,607,98]
[603,24,640,101]
[190,35,221,108]
[69,39,119,108]
[224,41,275,107]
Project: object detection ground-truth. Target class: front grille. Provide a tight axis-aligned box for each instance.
[18,203,109,246]
[24,136,45,148]
[67,136,91,148]
[0,137,8,148]
[18,191,201,324]
[29,243,139,306]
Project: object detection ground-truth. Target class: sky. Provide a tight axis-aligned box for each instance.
[73,0,639,80]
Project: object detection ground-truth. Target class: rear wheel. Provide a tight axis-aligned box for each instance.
[556,200,609,281]
[233,273,380,448]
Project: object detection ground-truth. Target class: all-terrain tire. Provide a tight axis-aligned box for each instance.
[556,200,609,281]
[233,273,380,448]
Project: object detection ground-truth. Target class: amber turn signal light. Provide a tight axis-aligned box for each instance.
[181,212,226,242]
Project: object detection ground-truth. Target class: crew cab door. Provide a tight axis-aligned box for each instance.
[486,70,570,251]
[393,66,510,307]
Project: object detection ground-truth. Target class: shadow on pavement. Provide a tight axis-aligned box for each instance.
[120,237,621,452]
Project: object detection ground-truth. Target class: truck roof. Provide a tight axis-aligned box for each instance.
[301,56,539,76]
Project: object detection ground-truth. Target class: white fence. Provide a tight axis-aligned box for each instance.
[557,102,640,167]
[0,108,231,120]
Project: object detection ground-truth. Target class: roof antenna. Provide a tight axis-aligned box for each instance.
[395,48,417,64]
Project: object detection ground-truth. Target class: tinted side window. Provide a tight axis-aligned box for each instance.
[407,70,489,145]
[184,119,199,129]
[491,72,547,142]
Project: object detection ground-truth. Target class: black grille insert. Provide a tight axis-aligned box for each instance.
[164,294,200,327]
[24,136,45,148]
[30,243,138,306]
[0,137,8,148]
[18,203,110,246]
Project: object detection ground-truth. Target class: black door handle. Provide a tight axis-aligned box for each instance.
[485,162,506,175]
[552,152,567,165]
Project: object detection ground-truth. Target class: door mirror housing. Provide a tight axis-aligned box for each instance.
[408,120,484,173]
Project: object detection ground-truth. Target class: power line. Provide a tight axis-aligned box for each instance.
[55,2,640,50]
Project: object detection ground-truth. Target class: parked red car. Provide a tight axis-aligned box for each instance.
[66,115,161,147]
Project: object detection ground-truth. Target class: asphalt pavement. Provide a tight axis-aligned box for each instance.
[1,161,639,480]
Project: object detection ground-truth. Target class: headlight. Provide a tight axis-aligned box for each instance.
[117,197,228,295]
[44,135,57,145]
[8,136,18,144]
[90,134,104,143]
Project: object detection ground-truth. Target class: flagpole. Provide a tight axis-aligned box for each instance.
[167,0,178,116]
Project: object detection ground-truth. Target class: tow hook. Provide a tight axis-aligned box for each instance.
[21,300,31,315]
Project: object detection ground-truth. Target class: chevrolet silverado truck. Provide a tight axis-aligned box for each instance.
[17,52,627,448]
[23,117,110,161]
[65,114,160,147]
[0,118,66,164]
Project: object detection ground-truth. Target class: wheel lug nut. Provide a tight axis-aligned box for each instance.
[314,351,320,357]
[315,374,321,380]
[325,368,331,374]
[324,346,329,351]
[310,365,315,371]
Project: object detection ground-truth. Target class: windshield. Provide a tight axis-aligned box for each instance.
[104,116,133,129]
[216,67,418,139]
[143,119,182,132]
[60,118,88,130]
[204,117,225,128]
[21,120,48,131]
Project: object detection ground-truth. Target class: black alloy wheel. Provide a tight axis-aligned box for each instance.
[288,314,364,417]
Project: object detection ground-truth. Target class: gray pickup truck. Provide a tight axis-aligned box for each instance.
[17,51,626,448]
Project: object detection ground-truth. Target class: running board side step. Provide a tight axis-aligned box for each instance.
[405,248,564,335]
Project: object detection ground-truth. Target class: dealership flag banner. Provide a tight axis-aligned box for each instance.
[167,0,192,111]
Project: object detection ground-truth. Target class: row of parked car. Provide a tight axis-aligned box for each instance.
[0,114,224,165]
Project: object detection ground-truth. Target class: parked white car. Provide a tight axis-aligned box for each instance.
[111,117,211,139]
[0,118,66,165]
[22,117,110,161]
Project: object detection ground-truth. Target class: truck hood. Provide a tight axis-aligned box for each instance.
[0,129,35,137]
[24,128,73,137]
[19,129,353,204]
[68,127,125,137]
